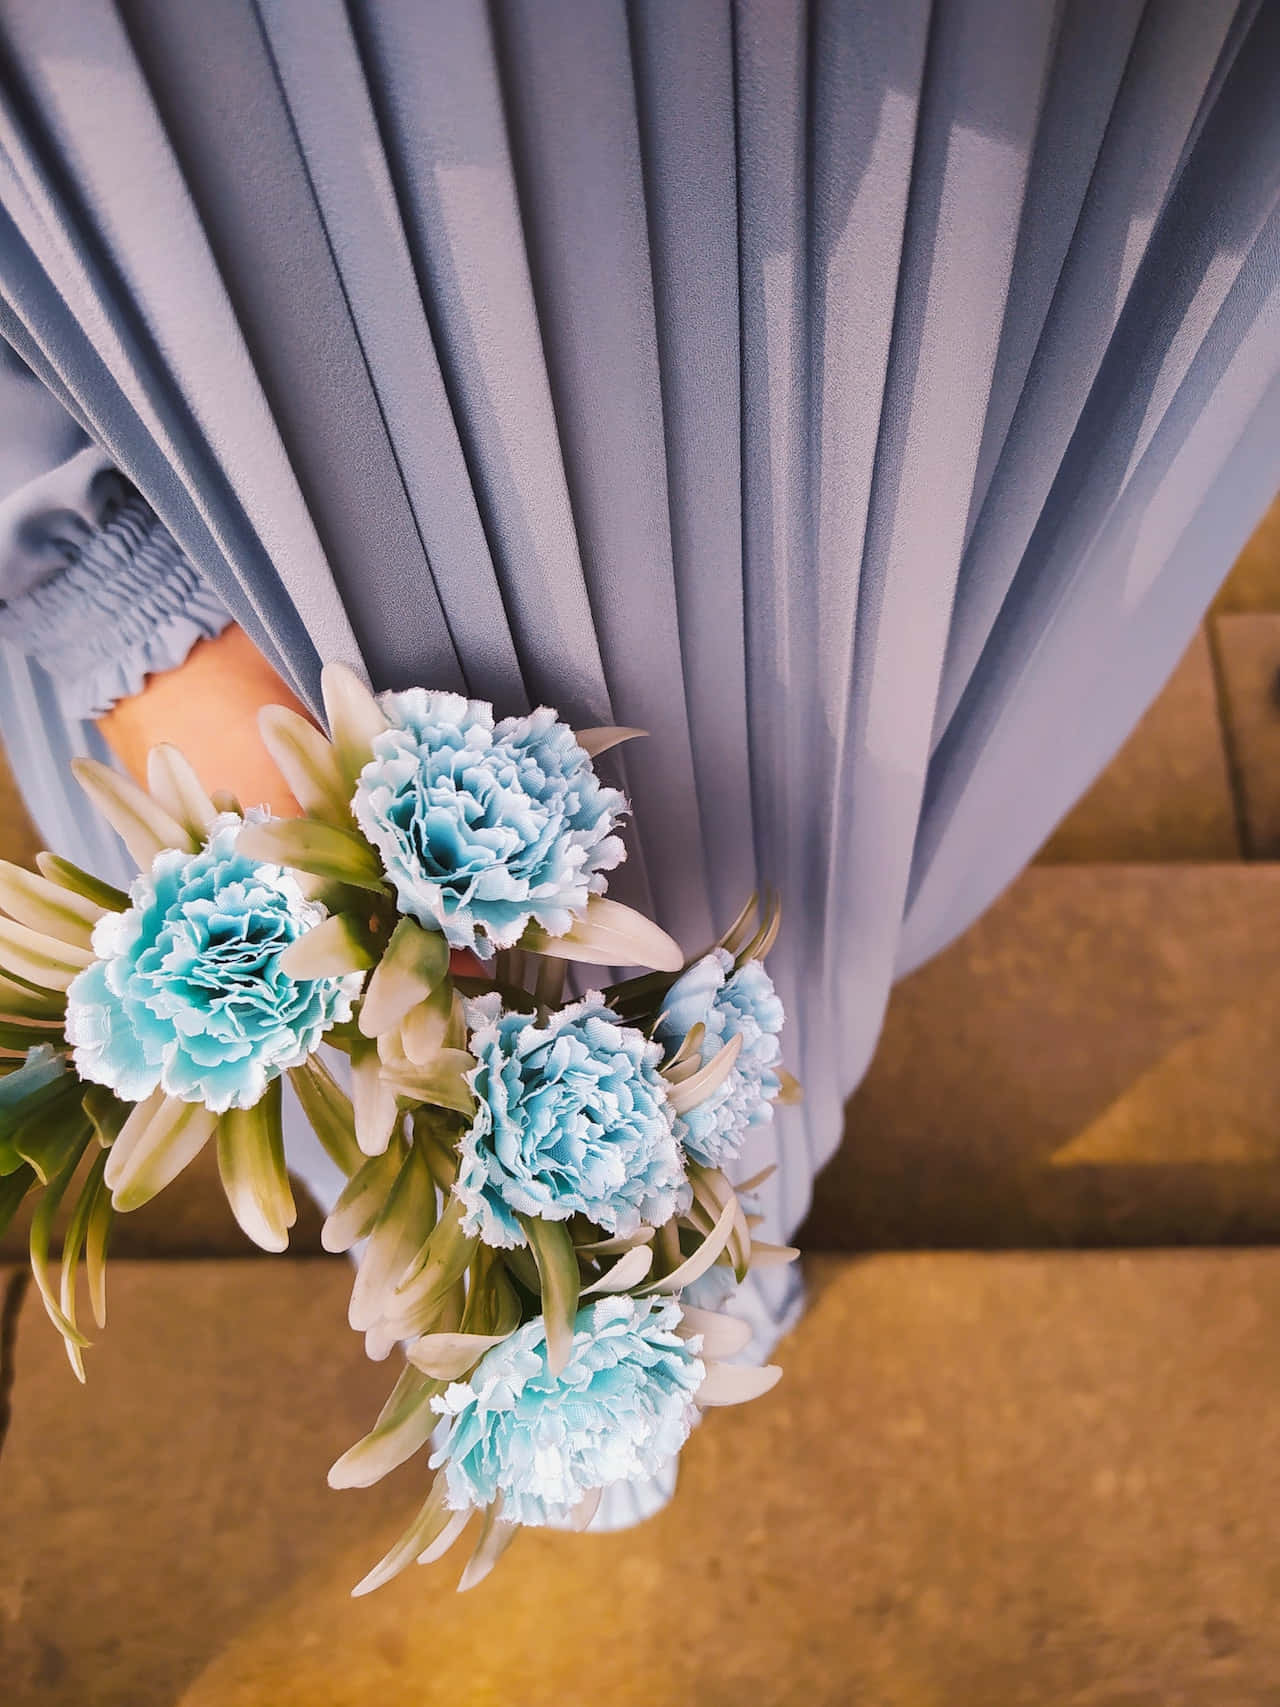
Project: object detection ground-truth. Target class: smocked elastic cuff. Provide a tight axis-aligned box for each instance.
[0,495,231,720]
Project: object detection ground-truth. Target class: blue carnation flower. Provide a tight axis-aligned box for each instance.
[654,947,784,1168]
[432,1296,705,1525]
[65,816,360,1114]
[352,690,626,956]
[455,993,689,1248]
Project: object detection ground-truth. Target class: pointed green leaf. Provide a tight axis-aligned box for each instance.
[84,1162,113,1329]
[287,1057,363,1177]
[518,1215,580,1376]
[574,725,647,758]
[351,1036,402,1155]
[277,911,376,981]
[387,1195,477,1341]
[320,1136,407,1253]
[675,1305,753,1359]
[642,1192,738,1295]
[321,662,391,790]
[329,1363,446,1491]
[71,757,197,867]
[145,744,218,840]
[380,1047,476,1120]
[457,1500,516,1593]
[0,859,105,945]
[580,1242,653,1295]
[216,1079,296,1252]
[104,1092,218,1213]
[0,969,64,1020]
[665,1032,742,1115]
[400,978,456,1067]
[58,1148,109,1382]
[522,896,683,972]
[15,1098,92,1186]
[82,1084,129,1151]
[348,1141,438,1332]
[350,1476,458,1597]
[0,1161,36,1240]
[359,918,450,1038]
[35,853,128,913]
[237,817,385,890]
[258,703,353,824]
[0,915,94,991]
[696,1361,782,1406]
[718,892,759,958]
[405,1330,509,1380]
[29,1130,93,1350]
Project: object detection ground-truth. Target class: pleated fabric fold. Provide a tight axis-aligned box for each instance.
[2,0,1278,1250]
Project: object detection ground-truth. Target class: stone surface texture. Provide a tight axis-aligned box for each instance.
[5,1252,1272,1707]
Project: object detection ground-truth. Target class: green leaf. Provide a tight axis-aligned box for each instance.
[0,915,94,991]
[84,1162,113,1329]
[350,1474,458,1596]
[386,1194,477,1341]
[58,1148,109,1382]
[664,1032,742,1114]
[29,1130,93,1351]
[0,1019,62,1055]
[320,1136,408,1253]
[457,1500,517,1593]
[405,1330,509,1380]
[216,1079,296,1252]
[328,1362,446,1491]
[351,1035,402,1155]
[574,725,647,757]
[287,1057,363,1177]
[347,1141,438,1332]
[35,853,128,913]
[641,1192,739,1295]
[15,1098,92,1186]
[521,896,683,972]
[258,704,353,825]
[0,1161,36,1240]
[0,859,105,946]
[380,1047,476,1121]
[71,757,198,867]
[518,1215,580,1377]
[0,969,65,1020]
[277,911,377,981]
[82,1084,129,1151]
[145,744,219,840]
[236,817,385,890]
[359,917,450,1038]
[321,662,391,791]
[104,1091,218,1213]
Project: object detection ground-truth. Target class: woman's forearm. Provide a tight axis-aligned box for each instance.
[96,622,308,819]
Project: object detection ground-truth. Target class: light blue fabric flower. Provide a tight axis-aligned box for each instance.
[432,1295,705,1525]
[65,816,360,1114]
[352,690,626,956]
[455,992,688,1248]
[654,947,784,1168]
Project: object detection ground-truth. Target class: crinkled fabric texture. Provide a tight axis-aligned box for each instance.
[0,490,230,720]
[352,690,626,956]
[456,992,689,1249]
[654,948,784,1168]
[65,816,360,1113]
[432,1296,705,1526]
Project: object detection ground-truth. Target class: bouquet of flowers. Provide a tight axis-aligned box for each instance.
[0,666,799,1592]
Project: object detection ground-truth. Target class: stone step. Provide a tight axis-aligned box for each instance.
[5,1252,1280,1706]
[804,861,1280,1249]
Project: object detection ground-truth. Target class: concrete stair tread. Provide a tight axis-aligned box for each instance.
[805,861,1280,1248]
[5,1251,1280,1706]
